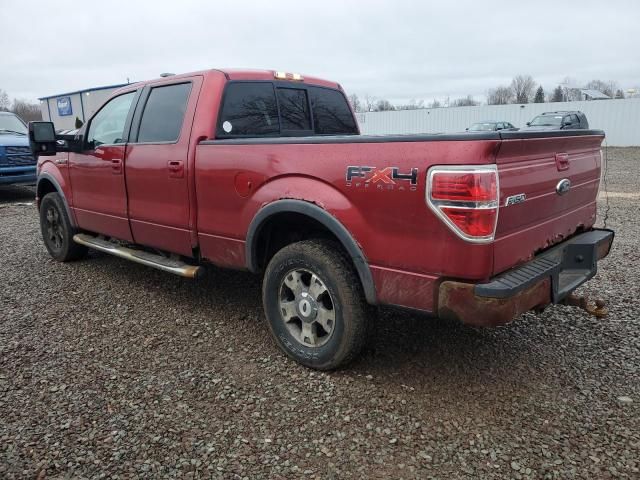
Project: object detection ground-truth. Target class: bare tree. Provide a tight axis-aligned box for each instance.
[511,75,536,104]
[363,94,377,112]
[487,86,514,105]
[11,99,42,123]
[585,79,618,97]
[451,95,478,107]
[0,89,10,111]
[374,99,395,111]
[347,93,362,113]
[428,99,442,108]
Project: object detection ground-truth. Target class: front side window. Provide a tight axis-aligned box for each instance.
[137,83,192,143]
[277,88,311,131]
[217,83,279,137]
[308,86,358,135]
[87,92,135,147]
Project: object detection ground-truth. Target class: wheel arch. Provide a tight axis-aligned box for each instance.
[246,199,377,305]
[37,173,76,228]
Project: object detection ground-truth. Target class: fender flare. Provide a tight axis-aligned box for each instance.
[246,199,377,305]
[37,172,76,228]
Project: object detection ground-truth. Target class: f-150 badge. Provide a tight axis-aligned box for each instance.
[346,166,418,191]
[505,193,526,206]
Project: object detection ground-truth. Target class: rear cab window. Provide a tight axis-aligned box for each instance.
[216,81,357,138]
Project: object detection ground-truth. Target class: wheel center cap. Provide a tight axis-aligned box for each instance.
[297,292,318,322]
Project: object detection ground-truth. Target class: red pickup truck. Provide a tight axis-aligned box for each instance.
[29,69,613,370]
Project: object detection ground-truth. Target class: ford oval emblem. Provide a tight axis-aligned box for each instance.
[556,178,571,196]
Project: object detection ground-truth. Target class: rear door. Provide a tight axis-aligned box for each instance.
[493,132,604,273]
[124,77,201,256]
[69,90,139,241]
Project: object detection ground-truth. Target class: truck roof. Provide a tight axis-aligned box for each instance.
[117,68,341,92]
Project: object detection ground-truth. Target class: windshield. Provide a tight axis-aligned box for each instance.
[0,114,28,134]
[469,122,496,131]
[530,115,563,127]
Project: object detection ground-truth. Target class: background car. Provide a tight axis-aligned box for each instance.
[466,121,518,132]
[523,111,589,130]
[0,112,36,186]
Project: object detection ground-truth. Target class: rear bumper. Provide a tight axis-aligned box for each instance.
[437,229,614,327]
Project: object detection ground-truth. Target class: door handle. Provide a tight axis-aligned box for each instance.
[168,160,184,178]
[111,158,123,174]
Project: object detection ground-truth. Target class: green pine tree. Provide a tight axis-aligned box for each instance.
[534,86,545,103]
[551,86,564,102]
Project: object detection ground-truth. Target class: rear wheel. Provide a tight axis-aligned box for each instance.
[39,192,87,262]
[262,239,370,370]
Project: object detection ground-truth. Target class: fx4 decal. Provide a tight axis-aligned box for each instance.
[346,166,419,191]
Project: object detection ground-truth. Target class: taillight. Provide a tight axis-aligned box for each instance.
[426,165,499,243]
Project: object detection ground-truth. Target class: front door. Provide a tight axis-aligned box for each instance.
[68,90,138,241]
[124,78,200,256]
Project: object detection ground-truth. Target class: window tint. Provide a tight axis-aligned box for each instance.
[217,83,279,136]
[277,88,311,131]
[87,92,135,147]
[137,83,191,143]
[308,87,358,135]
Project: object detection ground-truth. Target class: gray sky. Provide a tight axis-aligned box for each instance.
[2,0,639,104]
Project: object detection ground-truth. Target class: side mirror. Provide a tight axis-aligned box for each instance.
[526,122,531,126]
[28,121,57,157]
[465,127,469,131]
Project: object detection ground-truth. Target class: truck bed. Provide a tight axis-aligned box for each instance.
[196,129,604,311]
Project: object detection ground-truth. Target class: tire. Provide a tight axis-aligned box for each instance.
[39,192,87,262]
[262,239,371,370]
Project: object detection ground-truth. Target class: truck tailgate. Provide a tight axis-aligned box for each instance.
[493,132,604,275]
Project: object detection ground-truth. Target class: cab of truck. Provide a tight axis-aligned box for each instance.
[0,112,36,186]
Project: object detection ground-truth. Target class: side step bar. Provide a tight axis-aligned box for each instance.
[73,233,203,279]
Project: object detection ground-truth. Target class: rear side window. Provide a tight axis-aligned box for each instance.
[276,88,311,131]
[308,86,358,135]
[217,83,279,136]
[137,83,192,143]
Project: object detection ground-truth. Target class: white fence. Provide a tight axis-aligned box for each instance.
[355,98,640,147]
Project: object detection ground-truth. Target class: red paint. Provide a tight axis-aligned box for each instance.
[68,144,132,241]
[39,68,607,316]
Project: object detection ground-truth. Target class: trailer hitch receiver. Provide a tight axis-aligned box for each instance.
[563,293,608,318]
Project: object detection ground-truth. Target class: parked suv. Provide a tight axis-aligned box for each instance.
[523,111,589,130]
[0,112,36,186]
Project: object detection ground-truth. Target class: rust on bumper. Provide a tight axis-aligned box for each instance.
[437,278,551,327]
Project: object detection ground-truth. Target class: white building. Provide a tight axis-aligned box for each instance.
[39,83,128,130]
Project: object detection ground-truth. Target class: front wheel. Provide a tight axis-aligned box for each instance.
[39,192,87,262]
[262,239,371,370]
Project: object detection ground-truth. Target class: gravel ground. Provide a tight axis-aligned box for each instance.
[1,148,638,479]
